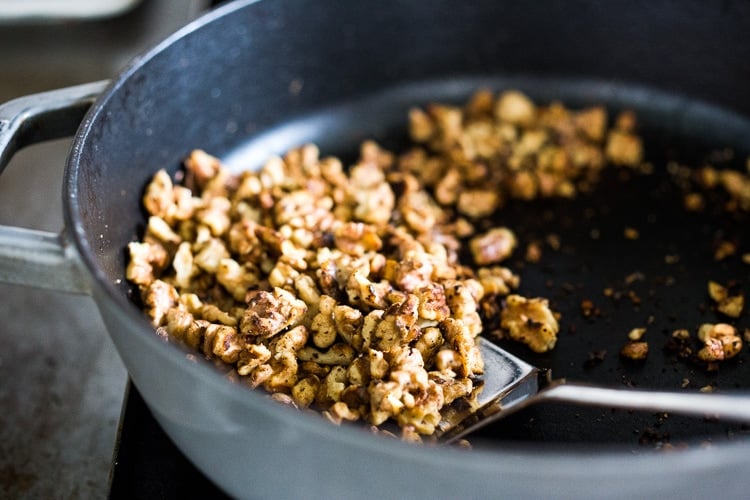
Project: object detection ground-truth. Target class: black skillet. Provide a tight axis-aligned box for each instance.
[3,0,750,497]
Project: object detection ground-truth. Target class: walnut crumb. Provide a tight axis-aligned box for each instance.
[620,341,649,360]
[628,328,646,341]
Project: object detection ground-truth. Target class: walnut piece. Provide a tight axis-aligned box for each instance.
[707,280,744,318]
[697,323,742,362]
[500,294,559,353]
[620,341,649,361]
[469,228,517,266]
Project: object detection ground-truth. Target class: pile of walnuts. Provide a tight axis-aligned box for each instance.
[127,89,642,439]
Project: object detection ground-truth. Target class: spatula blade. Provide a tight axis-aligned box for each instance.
[437,338,541,443]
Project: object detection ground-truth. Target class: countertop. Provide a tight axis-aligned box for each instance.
[0,2,207,497]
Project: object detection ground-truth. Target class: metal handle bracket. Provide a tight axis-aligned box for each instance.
[0,81,108,294]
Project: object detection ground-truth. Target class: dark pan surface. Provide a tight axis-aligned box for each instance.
[221,76,750,449]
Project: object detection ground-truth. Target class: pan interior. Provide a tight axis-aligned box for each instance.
[216,76,750,451]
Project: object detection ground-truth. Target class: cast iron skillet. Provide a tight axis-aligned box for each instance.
[1,0,750,498]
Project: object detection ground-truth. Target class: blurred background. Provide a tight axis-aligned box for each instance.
[0,1,216,497]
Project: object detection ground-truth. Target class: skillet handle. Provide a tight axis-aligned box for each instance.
[0,81,108,294]
[540,381,750,422]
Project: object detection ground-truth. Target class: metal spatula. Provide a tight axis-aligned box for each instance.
[436,338,750,443]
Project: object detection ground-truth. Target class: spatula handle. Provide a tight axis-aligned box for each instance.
[540,382,750,421]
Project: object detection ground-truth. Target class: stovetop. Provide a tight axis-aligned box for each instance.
[109,383,230,499]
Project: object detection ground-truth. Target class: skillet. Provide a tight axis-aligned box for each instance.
[1,0,750,497]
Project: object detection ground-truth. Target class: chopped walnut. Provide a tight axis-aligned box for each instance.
[684,192,705,212]
[495,90,536,127]
[469,227,517,266]
[142,279,179,327]
[240,288,307,338]
[456,189,501,219]
[204,324,243,363]
[574,106,607,143]
[476,267,519,296]
[500,294,559,353]
[697,323,743,361]
[708,281,745,318]
[623,227,639,240]
[605,129,643,167]
[627,327,647,341]
[126,241,168,286]
[620,341,649,361]
[714,240,737,261]
[686,165,750,214]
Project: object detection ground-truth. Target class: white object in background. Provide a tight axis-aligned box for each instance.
[0,0,142,22]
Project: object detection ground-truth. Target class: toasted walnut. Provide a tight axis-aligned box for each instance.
[714,240,737,261]
[413,327,444,365]
[400,190,443,234]
[216,258,258,301]
[434,167,462,205]
[500,294,559,353]
[193,238,230,274]
[334,222,382,256]
[127,241,168,286]
[165,308,205,350]
[719,170,750,211]
[200,304,237,327]
[333,303,364,348]
[237,343,272,376]
[259,325,309,392]
[362,298,418,352]
[203,324,243,363]
[172,242,196,289]
[327,401,361,423]
[345,270,391,310]
[142,280,179,327]
[391,252,434,293]
[310,295,339,349]
[368,346,445,435]
[350,162,395,226]
[718,295,744,318]
[185,149,222,188]
[409,107,435,143]
[477,266,519,296]
[443,279,484,337]
[708,281,744,318]
[456,189,501,219]
[142,169,175,218]
[470,227,517,265]
[142,169,199,225]
[298,344,356,366]
[440,318,483,377]
[429,371,473,405]
[196,196,232,237]
[292,376,320,408]
[240,288,307,338]
[495,90,536,127]
[146,216,181,245]
[697,323,743,361]
[574,106,607,143]
[628,327,647,341]
[414,283,450,322]
[605,130,643,167]
[620,341,649,361]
